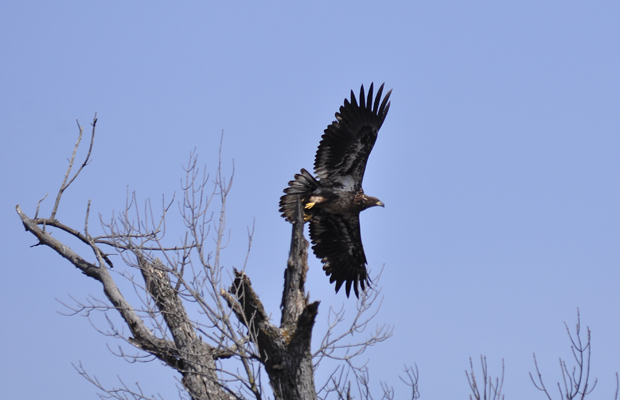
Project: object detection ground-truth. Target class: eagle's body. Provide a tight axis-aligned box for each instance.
[279,83,392,298]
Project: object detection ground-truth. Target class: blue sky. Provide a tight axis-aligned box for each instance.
[1,1,620,398]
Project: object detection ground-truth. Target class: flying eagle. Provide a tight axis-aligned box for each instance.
[279,83,392,298]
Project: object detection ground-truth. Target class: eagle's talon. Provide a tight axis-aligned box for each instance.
[304,202,315,209]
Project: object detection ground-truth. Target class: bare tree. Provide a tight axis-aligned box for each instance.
[529,309,619,400]
[16,116,413,400]
[466,356,505,400]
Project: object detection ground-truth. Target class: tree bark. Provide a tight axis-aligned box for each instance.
[138,255,236,400]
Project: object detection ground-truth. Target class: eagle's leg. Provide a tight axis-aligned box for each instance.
[303,206,315,222]
[303,196,325,221]
[304,201,316,221]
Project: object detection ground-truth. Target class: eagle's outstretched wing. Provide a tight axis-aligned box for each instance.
[313,83,392,190]
[309,212,369,298]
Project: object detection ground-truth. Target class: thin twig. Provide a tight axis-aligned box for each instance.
[51,114,97,219]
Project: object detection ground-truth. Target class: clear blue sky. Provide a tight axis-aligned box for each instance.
[2,2,620,399]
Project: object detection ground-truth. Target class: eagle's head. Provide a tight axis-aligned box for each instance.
[360,195,384,211]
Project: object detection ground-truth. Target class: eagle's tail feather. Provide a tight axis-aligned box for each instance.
[279,168,319,223]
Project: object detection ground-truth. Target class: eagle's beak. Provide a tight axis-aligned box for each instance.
[376,200,385,208]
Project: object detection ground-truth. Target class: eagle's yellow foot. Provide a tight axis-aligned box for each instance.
[303,212,313,222]
[304,202,315,209]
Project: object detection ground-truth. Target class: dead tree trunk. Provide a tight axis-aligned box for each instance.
[15,117,330,399]
[223,197,319,400]
[17,197,318,399]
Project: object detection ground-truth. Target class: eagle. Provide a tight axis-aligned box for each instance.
[279,83,392,298]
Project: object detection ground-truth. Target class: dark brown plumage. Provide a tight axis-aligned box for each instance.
[279,83,392,298]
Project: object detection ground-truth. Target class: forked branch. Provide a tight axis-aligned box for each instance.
[466,356,504,400]
[51,114,97,220]
[529,309,618,400]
